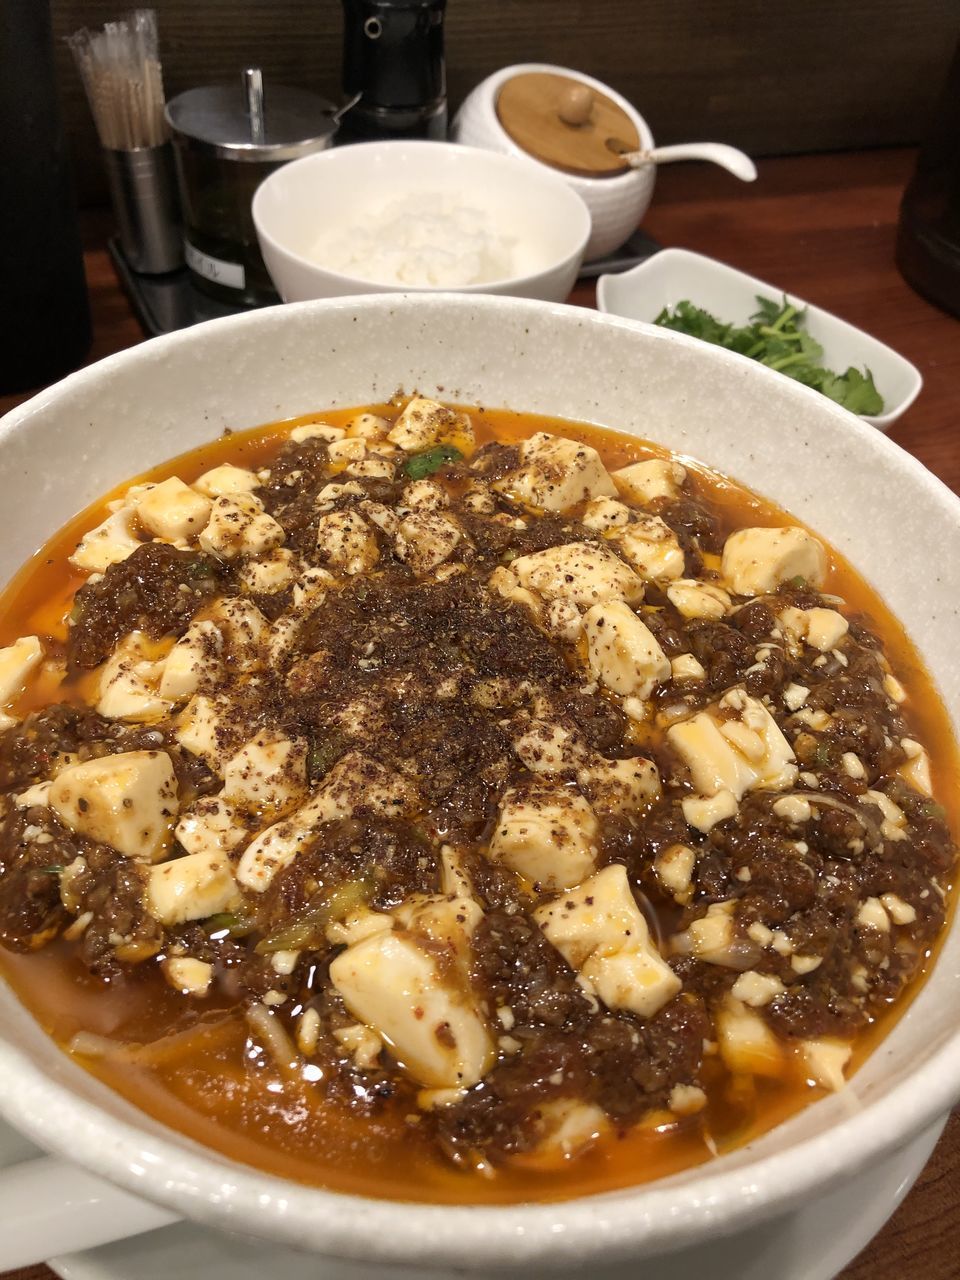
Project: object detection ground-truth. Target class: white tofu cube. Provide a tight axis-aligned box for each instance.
[666,579,732,620]
[493,431,616,513]
[193,464,261,497]
[49,750,179,862]
[0,636,43,708]
[69,506,142,573]
[387,397,474,453]
[721,526,827,596]
[346,412,390,440]
[199,493,285,561]
[97,632,172,722]
[510,541,644,609]
[163,956,214,996]
[716,997,784,1078]
[731,970,785,1008]
[488,784,598,890]
[175,796,249,857]
[237,548,298,594]
[612,515,685,581]
[401,479,449,511]
[681,789,739,832]
[346,457,396,481]
[534,864,681,1018]
[612,459,686,504]
[530,1100,610,1159]
[583,600,671,699]
[158,620,222,703]
[204,597,269,671]
[670,653,707,681]
[779,605,849,653]
[315,510,379,576]
[289,422,344,444]
[671,900,744,966]
[898,740,933,797]
[800,1037,852,1092]
[133,477,211,542]
[175,694,234,770]
[580,496,632,532]
[512,720,581,775]
[654,843,696,903]
[329,927,493,1089]
[327,437,367,466]
[395,511,461,574]
[220,730,307,817]
[144,850,241,925]
[668,687,797,800]
[237,752,415,892]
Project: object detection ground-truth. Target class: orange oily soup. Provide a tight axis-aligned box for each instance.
[0,399,955,1205]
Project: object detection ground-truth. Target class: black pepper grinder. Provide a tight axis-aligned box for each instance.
[339,0,447,143]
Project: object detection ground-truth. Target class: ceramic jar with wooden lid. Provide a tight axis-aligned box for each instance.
[453,63,755,261]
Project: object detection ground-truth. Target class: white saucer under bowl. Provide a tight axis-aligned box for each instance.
[0,1116,933,1280]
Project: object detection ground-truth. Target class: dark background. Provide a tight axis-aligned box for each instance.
[53,0,960,207]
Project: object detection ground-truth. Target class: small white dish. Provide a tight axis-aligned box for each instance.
[597,247,922,430]
[253,140,591,303]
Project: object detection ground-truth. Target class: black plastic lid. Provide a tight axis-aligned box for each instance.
[341,0,446,110]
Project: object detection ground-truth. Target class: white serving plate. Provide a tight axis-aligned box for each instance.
[0,294,958,1274]
[597,247,923,429]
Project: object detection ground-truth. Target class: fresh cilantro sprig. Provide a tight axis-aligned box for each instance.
[654,295,884,415]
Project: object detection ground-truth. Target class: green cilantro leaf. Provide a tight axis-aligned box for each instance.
[654,294,885,416]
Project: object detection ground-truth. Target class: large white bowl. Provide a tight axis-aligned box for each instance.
[1,294,960,1274]
[252,140,591,303]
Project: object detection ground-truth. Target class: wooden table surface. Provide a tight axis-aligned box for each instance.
[2,146,959,1279]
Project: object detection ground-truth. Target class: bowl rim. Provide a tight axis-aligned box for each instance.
[251,138,592,294]
[0,292,958,1270]
[596,246,924,429]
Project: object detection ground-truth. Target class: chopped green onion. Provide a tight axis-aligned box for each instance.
[255,879,373,955]
[404,443,463,480]
[204,911,257,939]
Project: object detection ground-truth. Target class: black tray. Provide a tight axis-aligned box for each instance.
[110,229,662,337]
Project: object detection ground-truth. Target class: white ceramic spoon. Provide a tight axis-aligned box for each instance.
[622,141,757,181]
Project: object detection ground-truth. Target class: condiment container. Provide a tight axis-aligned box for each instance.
[453,64,755,260]
[339,0,447,142]
[165,70,339,304]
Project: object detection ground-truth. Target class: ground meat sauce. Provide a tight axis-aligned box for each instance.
[0,399,955,1206]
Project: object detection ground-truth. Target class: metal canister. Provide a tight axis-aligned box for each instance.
[165,70,339,305]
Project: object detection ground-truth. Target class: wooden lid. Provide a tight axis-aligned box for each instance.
[495,71,639,177]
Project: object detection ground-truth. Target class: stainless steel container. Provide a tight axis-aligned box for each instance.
[165,70,339,305]
[102,144,182,275]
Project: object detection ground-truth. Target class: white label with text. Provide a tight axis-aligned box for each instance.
[184,241,245,290]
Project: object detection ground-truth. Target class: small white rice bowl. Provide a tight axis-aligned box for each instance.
[252,140,591,303]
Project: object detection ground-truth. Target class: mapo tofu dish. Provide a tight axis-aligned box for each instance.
[0,397,955,1204]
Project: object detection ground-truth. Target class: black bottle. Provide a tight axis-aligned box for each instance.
[896,39,960,318]
[0,0,91,396]
[339,0,447,143]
